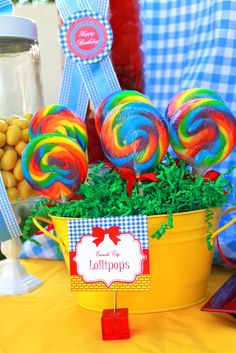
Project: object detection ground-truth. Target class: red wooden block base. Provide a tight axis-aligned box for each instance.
[101,308,130,340]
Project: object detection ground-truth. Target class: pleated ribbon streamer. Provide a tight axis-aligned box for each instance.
[0,175,22,242]
[56,0,120,119]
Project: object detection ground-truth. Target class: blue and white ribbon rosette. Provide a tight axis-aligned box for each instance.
[0,0,22,243]
[56,0,121,120]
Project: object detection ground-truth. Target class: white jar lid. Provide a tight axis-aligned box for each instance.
[0,15,38,41]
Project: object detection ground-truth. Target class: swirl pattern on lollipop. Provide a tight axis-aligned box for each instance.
[22,133,87,201]
[166,88,224,121]
[95,90,152,136]
[29,105,88,151]
[100,102,169,174]
[169,98,236,172]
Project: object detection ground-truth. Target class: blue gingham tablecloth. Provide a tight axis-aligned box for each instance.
[142,0,236,265]
[19,234,63,260]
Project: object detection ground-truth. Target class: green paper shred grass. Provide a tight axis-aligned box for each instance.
[23,154,234,250]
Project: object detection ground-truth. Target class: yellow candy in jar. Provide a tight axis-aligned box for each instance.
[1,149,18,171]
[1,170,16,188]
[0,113,32,201]
[17,179,32,199]
[7,187,19,201]
[13,118,29,130]
[23,113,33,121]
[6,125,22,145]
[21,128,29,143]
[13,159,24,181]
[0,120,7,133]
[15,141,27,156]
[0,132,6,148]
[7,115,21,125]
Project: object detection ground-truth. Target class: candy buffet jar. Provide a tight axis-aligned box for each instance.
[0,15,43,204]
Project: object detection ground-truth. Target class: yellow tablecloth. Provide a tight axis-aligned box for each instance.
[0,260,235,353]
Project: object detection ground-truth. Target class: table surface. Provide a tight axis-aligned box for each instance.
[0,259,235,353]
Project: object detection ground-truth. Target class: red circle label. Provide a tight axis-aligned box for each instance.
[74,25,100,52]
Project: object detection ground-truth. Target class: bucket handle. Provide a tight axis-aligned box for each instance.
[211,206,236,268]
[32,216,66,250]
[211,207,236,241]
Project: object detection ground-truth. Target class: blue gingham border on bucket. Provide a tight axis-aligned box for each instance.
[68,215,149,251]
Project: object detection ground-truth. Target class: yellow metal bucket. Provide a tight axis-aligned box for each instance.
[33,207,236,313]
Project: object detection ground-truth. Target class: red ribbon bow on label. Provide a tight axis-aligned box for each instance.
[92,226,121,246]
[105,162,160,196]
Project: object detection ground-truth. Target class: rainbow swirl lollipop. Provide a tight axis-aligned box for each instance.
[29,105,88,151]
[166,88,224,121]
[100,102,169,174]
[95,90,152,136]
[169,98,236,174]
[22,133,87,201]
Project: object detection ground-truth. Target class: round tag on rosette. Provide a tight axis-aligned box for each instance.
[59,10,113,64]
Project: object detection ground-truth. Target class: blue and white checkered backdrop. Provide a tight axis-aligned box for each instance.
[142,0,236,265]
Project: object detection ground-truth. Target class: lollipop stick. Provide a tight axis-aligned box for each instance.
[137,177,144,197]
[60,192,67,203]
[193,166,207,177]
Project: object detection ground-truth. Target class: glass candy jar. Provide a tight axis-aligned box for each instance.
[0,15,43,116]
[0,15,44,202]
